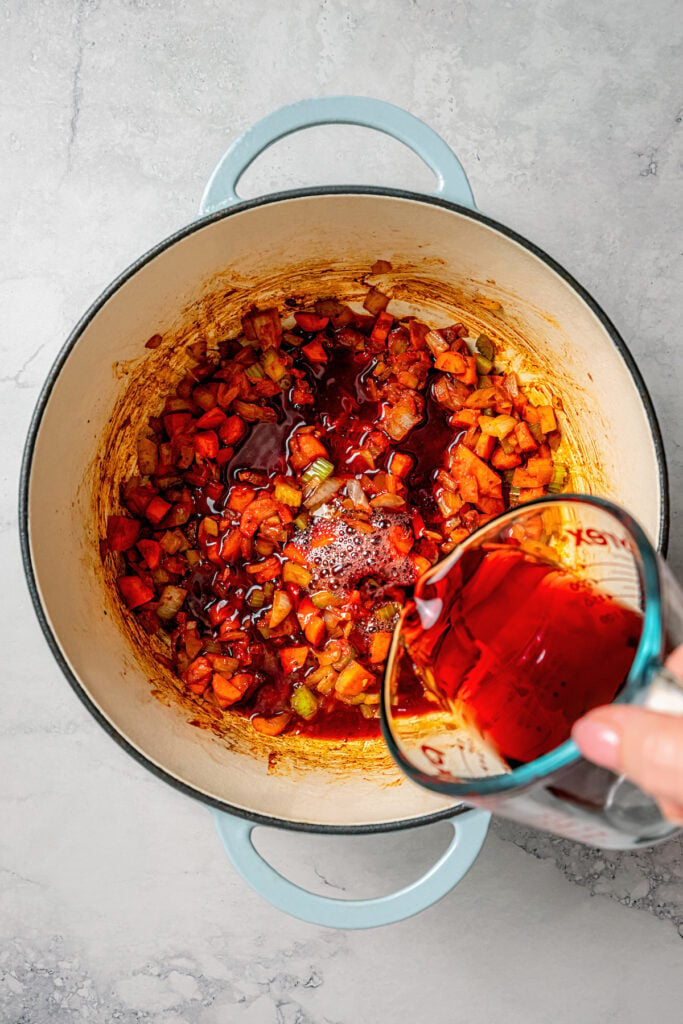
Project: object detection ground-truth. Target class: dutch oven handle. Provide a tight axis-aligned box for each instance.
[213,809,490,929]
[199,95,475,215]
[202,97,483,927]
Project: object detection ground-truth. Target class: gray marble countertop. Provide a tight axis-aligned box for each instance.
[3,1,683,1021]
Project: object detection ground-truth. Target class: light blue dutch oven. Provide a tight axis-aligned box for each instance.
[20,97,666,929]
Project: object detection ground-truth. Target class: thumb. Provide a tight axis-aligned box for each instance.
[572,705,683,810]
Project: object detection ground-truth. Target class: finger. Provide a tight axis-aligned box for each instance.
[655,797,683,826]
[572,705,683,806]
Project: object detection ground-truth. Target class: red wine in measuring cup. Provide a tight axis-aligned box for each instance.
[401,546,643,766]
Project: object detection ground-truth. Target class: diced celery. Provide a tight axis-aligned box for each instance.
[301,457,334,485]
[311,590,340,609]
[274,481,302,507]
[510,486,521,503]
[247,587,265,608]
[245,363,265,380]
[293,514,309,530]
[262,349,290,384]
[475,333,495,360]
[290,685,319,720]
[500,434,516,455]
[529,422,544,443]
[475,354,493,375]
[375,602,400,623]
[548,464,568,493]
[282,562,313,586]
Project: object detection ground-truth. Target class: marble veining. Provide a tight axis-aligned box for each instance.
[3,0,683,1020]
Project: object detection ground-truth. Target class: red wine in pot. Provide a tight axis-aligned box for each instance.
[401,546,643,766]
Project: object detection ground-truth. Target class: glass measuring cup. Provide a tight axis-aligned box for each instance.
[381,495,683,849]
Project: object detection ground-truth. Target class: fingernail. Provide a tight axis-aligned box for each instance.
[571,715,622,771]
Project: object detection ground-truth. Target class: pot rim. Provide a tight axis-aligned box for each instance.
[18,185,670,834]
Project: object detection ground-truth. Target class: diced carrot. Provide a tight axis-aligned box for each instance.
[216,382,240,409]
[477,496,505,516]
[453,355,478,387]
[220,528,242,562]
[212,672,250,708]
[515,422,538,452]
[370,310,394,343]
[388,523,414,555]
[136,538,162,569]
[163,412,193,437]
[295,312,329,331]
[310,523,338,548]
[239,495,280,538]
[107,515,140,552]
[296,597,317,629]
[518,487,546,501]
[279,646,309,673]
[216,447,234,467]
[518,457,554,486]
[434,351,467,374]
[411,553,432,577]
[459,474,479,504]
[245,556,281,583]
[291,386,314,405]
[219,415,246,446]
[282,541,307,565]
[289,432,328,470]
[193,430,219,460]
[302,338,328,363]
[408,320,430,349]
[478,414,517,439]
[369,632,392,664]
[335,661,375,696]
[251,713,292,736]
[537,405,558,433]
[227,484,256,513]
[451,444,503,499]
[208,600,236,627]
[117,575,154,609]
[491,447,522,470]
[512,460,553,488]
[461,425,479,451]
[184,655,213,694]
[474,432,495,461]
[388,451,414,478]
[450,408,478,428]
[145,496,172,525]
[196,407,227,430]
[304,615,325,646]
[465,387,499,409]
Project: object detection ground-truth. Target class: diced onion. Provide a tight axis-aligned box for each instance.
[303,476,343,509]
[346,478,371,510]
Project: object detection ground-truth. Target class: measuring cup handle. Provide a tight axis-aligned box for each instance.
[212,809,489,929]
[199,96,475,215]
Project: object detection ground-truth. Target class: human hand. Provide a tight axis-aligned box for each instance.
[571,646,683,824]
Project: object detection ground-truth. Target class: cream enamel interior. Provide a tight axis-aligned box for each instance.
[26,193,663,828]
